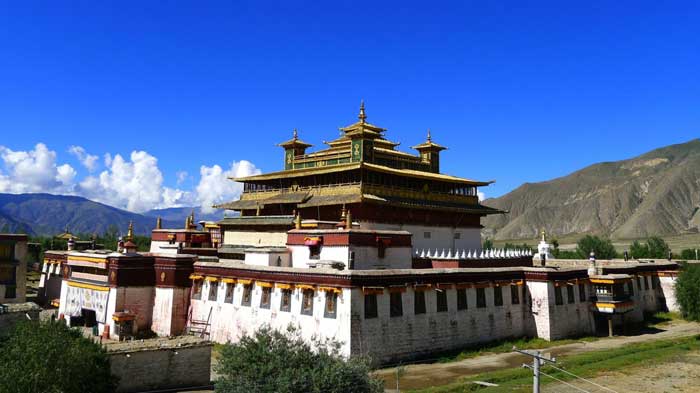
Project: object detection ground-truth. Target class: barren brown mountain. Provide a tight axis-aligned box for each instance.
[482,139,700,240]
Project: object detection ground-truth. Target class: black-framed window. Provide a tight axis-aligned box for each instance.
[414,291,426,314]
[476,287,486,308]
[280,289,292,312]
[554,286,563,305]
[511,285,520,305]
[436,289,448,312]
[644,276,649,290]
[627,281,634,296]
[651,276,658,289]
[208,281,218,301]
[423,232,431,239]
[578,283,586,302]
[567,285,575,304]
[224,283,234,303]
[636,276,641,290]
[241,284,252,306]
[192,281,202,300]
[260,287,272,309]
[456,288,468,310]
[301,289,314,315]
[309,245,321,260]
[390,292,403,317]
[4,285,16,299]
[364,294,378,319]
[494,286,503,307]
[324,292,337,318]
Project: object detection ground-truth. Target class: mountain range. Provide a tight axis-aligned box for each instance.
[0,193,222,237]
[482,139,700,240]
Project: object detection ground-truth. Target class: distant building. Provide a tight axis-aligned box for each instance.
[0,234,28,303]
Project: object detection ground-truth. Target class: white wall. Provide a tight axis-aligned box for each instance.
[351,285,529,363]
[244,251,290,267]
[223,230,288,247]
[190,281,352,355]
[288,244,412,270]
[362,223,481,252]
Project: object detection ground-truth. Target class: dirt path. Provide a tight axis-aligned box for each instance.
[376,321,700,391]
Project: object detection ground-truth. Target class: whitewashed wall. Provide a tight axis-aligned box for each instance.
[361,223,481,252]
[223,230,288,247]
[350,285,529,363]
[189,281,352,355]
[288,245,412,270]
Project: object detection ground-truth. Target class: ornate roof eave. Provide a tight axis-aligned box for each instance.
[411,141,447,151]
[278,139,313,148]
[232,161,493,186]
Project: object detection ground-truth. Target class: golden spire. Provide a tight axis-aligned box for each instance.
[295,212,302,230]
[185,214,190,229]
[340,204,347,221]
[190,209,195,226]
[293,128,298,140]
[358,100,367,123]
[346,209,352,229]
[156,216,162,230]
[427,128,432,142]
[126,221,134,241]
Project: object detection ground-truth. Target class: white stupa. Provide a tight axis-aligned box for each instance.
[533,229,554,263]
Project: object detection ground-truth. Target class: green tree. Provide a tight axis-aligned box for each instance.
[630,237,672,259]
[646,236,671,259]
[482,238,494,250]
[0,320,117,393]
[630,240,648,259]
[575,235,617,259]
[680,249,699,260]
[215,326,383,393]
[675,263,700,321]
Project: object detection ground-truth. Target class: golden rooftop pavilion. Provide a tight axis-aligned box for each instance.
[215,102,502,253]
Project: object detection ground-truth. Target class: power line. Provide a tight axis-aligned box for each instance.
[546,364,619,393]
[537,368,592,393]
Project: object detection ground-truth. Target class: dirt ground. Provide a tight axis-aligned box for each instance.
[543,352,700,393]
[376,321,700,391]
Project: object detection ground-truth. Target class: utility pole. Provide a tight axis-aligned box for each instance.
[514,348,556,393]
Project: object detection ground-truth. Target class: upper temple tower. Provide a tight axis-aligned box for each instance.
[216,102,502,251]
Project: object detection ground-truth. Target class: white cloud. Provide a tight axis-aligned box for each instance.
[79,151,167,213]
[0,143,76,194]
[196,160,260,213]
[0,142,260,214]
[176,170,188,185]
[477,191,485,201]
[68,145,99,172]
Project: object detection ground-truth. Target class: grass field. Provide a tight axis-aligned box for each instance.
[409,334,700,392]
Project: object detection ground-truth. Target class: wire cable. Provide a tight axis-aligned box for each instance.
[546,364,619,393]
[538,368,592,393]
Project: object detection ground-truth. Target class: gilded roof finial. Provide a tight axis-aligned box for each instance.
[340,204,347,221]
[358,100,367,123]
[126,221,134,241]
[156,216,162,230]
[293,128,298,140]
[427,128,432,142]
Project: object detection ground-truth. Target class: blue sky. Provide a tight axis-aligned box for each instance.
[1,1,699,212]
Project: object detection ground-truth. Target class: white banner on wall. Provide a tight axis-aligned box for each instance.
[65,285,110,323]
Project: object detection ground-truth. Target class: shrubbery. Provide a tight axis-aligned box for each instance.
[630,236,671,259]
[575,235,617,259]
[675,263,700,321]
[0,320,117,393]
[215,326,383,393]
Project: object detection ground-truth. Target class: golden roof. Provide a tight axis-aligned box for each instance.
[233,161,492,186]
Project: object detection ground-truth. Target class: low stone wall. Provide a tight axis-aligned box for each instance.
[0,302,41,333]
[543,258,681,268]
[107,337,212,393]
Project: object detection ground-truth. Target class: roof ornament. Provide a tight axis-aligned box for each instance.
[427,128,432,142]
[358,100,367,123]
[156,216,162,230]
[293,128,298,140]
[126,221,134,241]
